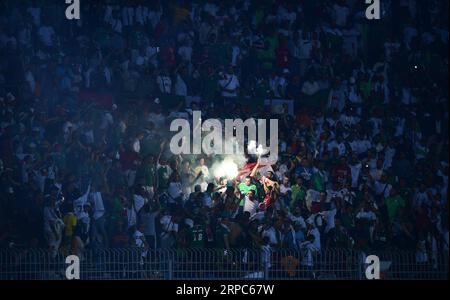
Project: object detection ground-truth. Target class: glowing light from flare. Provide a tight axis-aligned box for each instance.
[214,159,239,179]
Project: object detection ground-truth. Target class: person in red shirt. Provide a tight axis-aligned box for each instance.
[276,39,290,70]
[332,156,352,186]
[154,18,168,40]
[119,144,139,171]
[415,204,432,234]
[161,43,176,67]
[295,106,313,128]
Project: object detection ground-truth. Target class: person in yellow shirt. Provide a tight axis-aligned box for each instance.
[62,212,77,252]
[174,3,190,25]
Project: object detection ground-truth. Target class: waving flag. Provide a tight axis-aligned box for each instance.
[236,161,273,182]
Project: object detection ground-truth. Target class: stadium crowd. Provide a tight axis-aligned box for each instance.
[0,0,448,267]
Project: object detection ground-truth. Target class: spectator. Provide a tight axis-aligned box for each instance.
[0,0,447,268]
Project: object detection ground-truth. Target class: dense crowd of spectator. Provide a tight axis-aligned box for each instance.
[0,0,448,269]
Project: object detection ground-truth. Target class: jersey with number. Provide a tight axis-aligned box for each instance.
[191,225,205,248]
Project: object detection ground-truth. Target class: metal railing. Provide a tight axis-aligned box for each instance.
[366,250,449,280]
[0,248,447,280]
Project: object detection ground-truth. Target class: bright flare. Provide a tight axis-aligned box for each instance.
[214,159,239,179]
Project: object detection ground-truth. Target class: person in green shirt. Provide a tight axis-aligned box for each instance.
[290,176,306,212]
[312,160,327,192]
[107,191,126,238]
[238,176,258,195]
[340,204,356,231]
[136,155,156,188]
[210,37,231,67]
[190,224,206,248]
[385,188,405,221]
[238,176,258,207]
[398,178,413,209]
[359,73,372,101]
[156,143,171,191]
[129,26,146,49]
[259,31,278,70]
[254,7,264,27]
[157,160,171,191]
[253,75,270,99]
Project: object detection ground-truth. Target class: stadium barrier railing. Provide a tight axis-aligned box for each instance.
[0,247,447,280]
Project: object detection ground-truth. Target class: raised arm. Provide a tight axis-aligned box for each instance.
[249,158,261,178]
[156,140,166,165]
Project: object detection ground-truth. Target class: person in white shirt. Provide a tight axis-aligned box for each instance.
[369,159,385,182]
[289,206,307,230]
[203,191,213,208]
[231,43,241,67]
[43,196,64,257]
[89,190,108,247]
[168,172,183,200]
[333,3,349,28]
[349,154,362,188]
[342,23,360,57]
[351,135,371,155]
[340,107,360,127]
[174,71,188,97]
[413,183,431,210]
[369,117,383,136]
[298,31,313,60]
[219,67,240,99]
[147,6,163,29]
[38,22,55,47]
[178,39,193,63]
[327,81,346,112]
[203,1,219,16]
[302,77,320,97]
[327,136,347,156]
[383,142,396,169]
[299,234,319,279]
[133,224,149,263]
[133,225,147,248]
[270,69,289,98]
[126,197,138,230]
[25,68,36,94]
[156,69,172,94]
[110,11,123,34]
[262,224,282,248]
[160,214,179,248]
[146,43,159,68]
[135,5,147,26]
[193,158,210,192]
[139,202,160,249]
[306,221,321,251]
[147,106,166,130]
[132,132,144,154]
[260,238,272,269]
[373,175,392,199]
[27,5,41,27]
[122,6,135,28]
[356,202,377,242]
[243,189,259,217]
